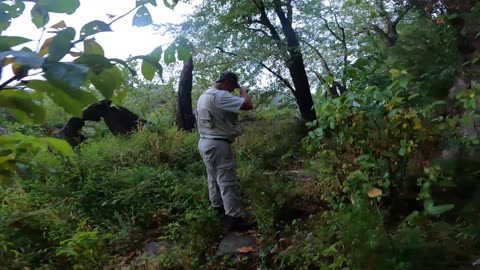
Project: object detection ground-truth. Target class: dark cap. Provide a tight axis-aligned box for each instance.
[215,71,240,88]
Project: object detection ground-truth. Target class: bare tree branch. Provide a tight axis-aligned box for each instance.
[243,26,272,38]
[215,46,295,92]
[301,39,334,77]
[252,0,281,40]
[319,15,343,43]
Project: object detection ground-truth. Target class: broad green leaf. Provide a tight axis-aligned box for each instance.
[176,37,191,62]
[0,89,46,123]
[31,4,49,28]
[136,0,157,7]
[2,50,45,68]
[149,46,162,61]
[37,137,73,156]
[132,6,152,27]
[132,55,163,78]
[141,60,155,81]
[37,0,80,14]
[84,39,104,55]
[0,36,31,51]
[0,10,12,34]
[73,54,112,73]
[424,200,454,216]
[8,0,25,19]
[164,44,176,65]
[48,27,75,62]
[163,0,179,9]
[80,20,112,39]
[43,62,89,90]
[28,80,97,117]
[89,65,123,99]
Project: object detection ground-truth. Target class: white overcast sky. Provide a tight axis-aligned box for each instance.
[3,0,196,62]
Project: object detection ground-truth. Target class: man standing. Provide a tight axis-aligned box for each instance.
[196,71,255,231]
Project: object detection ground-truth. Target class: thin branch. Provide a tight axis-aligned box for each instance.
[108,5,138,26]
[72,5,137,46]
[261,62,295,92]
[243,26,272,38]
[319,15,343,43]
[252,0,281,40]
[392,3,414,28]
[35,27,46,53]
[312,70,326,83]
[215,46,295,92]
[0,76,18,90]
[301,39,333,77]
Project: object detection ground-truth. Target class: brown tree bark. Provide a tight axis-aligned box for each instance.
[273,0,316,121]
[176,56,195,131]
[251,0,316,122]
[443,0,480,137]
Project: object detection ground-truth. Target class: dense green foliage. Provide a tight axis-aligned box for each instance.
[1,0,480,269]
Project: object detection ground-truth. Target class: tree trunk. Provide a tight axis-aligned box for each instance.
[274,1,316,122]
[445,0,480,137]
[176,56,195,131]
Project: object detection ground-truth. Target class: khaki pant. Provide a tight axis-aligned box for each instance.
[198,138,241,217]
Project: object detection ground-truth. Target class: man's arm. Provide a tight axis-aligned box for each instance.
[239,87,253,110]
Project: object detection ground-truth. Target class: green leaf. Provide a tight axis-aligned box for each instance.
[2,50,45,68]
[48,27,75,62]
[9,1,25,19]
[132,55,163,79]
[0,36,31,51]
[424,200,454,216]
[43,62,89,90]
[164,44,176,65]
[84,39,104,55]
[132,6,152,27]
[110,58,137,76]
[387,108,401,120]
[176,37,191,62]
[80,20,112,39]
[31,4,50,28]
[136,0,157,7]
[73,54,112,73]
[28,80,97,117]
[163,0,179,9]
[0,8,12,33]
[141,60,155,81]
[37,0,80,14]
[389,69,401,78]
[37,137,73,156]
[0,90,46,123]
[149,46,162,61]
[89,65,123,99]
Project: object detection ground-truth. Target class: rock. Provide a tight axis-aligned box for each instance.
[141,241,173,257]
[216,232,257,256]
[0,127,8,135]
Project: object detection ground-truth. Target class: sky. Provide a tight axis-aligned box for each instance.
[2,0,197,82]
